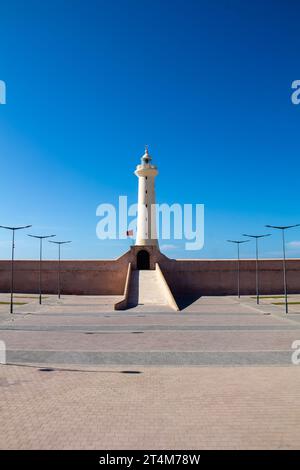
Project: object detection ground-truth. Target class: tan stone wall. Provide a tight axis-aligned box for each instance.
[0,252,130,295]
[159,258,300,296]
[0,250,299,297]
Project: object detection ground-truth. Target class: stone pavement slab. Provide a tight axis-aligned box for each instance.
[1,294,300,449]
[1,365,300,449]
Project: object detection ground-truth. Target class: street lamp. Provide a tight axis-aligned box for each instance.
[0,225,32,313]
[242,234,271,305]
[227,239,250,298]
[48,240,72,298]
[28,234,56,304]
[265,224,300,314]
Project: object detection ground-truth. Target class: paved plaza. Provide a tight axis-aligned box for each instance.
[1,294,300,449]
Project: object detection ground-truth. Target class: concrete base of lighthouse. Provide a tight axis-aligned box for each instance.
[129,245,164,270]
[114,246,180,311]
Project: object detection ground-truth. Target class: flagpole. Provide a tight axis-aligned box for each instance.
[126,230,134,250]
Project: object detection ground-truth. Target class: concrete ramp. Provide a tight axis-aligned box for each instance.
[115,263,179,311]
[129,270,167,306]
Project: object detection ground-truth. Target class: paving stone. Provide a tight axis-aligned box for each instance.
[1,293,300,449]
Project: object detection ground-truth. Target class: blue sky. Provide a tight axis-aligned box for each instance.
[0,0,300,260]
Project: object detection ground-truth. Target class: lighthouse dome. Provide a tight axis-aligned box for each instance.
[141,146,152,165]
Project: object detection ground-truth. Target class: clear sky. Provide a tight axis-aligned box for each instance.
[0,0,300,260]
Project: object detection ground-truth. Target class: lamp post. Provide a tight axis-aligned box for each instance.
[227,240,250,298]
[242,234,271,305]
[265,224,300,314]
[28,234,56,304]
[49,241,71,298]
[0,225,32,313]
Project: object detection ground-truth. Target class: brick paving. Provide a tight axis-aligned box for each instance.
[1,329,299,351]
[0,294,300,449]
[1,365,300,449]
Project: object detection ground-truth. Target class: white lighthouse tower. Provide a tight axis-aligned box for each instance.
[134,147,159,247]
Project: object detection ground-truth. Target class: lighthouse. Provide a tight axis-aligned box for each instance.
[134,147,159,247]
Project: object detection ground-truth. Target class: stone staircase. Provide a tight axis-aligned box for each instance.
[128,269,170,308]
